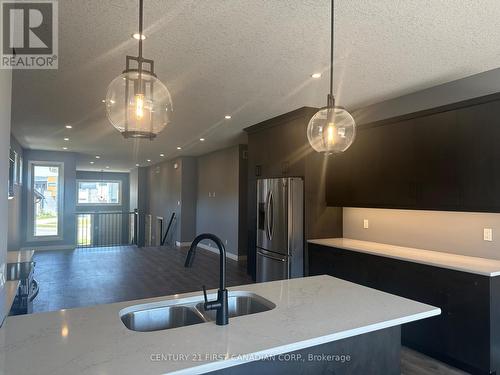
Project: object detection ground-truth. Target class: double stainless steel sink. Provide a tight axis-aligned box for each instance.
[120,291,275,332]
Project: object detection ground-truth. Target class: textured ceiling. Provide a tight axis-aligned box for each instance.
[10,0,500,171]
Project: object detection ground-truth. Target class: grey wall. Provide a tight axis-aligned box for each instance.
[181,157,197,243]
[129,168,139,211]
[196,145,242,256]
[238,145,248,255]
[0,69,12,324]
[344,208,500,260]
[75,171,130,213]
[21,150,77,249]
[344,67,500,260]
[145,149,247,256]
[8,135,23,250]
[147,159,183,245]
[354,66,500,125]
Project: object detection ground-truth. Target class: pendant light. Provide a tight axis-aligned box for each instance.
[105,0,173,140]
[307,0,356,153]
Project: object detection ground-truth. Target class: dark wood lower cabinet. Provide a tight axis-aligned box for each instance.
[308,244,500,375]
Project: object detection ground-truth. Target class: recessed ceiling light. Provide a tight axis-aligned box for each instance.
[132,33,146,40]
[311,73,322,79]
[65,125,72,129]
[176,146,182,150]
[63,137,69,141]
[95,155,100,159]
[62,147,68,150]
[106,166,110,169]
[200,138,205,142]
[147,159,151,162]
[101,99,106,103]
[135,163,140,167]
[224,115,232,120]
[160,153,165,157]
[90,161,95,165]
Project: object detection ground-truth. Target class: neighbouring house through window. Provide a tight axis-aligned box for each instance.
[29,162,63,238]
[77,180,121,205]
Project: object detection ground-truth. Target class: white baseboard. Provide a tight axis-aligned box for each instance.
[175,241,192,247]
[20,245,76,252]
[196,243,246,262]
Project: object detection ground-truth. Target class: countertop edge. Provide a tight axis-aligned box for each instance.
[166,307,441,375]
[1,280,20,327]
[308,239,500,277]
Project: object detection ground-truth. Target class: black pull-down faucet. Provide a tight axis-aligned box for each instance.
[184,233,229,326]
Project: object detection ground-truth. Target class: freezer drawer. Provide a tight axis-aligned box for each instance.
[256,249,289,282]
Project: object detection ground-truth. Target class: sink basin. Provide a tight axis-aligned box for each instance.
[195,294,273,321]
[120,291,275,332]
[121,305,205,332]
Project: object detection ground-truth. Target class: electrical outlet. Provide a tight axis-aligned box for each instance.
[363,219,369,229]
[484,228,493,242]
[225,239,228,245]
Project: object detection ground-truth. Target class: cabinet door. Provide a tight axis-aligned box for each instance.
[456,101,500,211]
[348,126,383,206]
[325,150,353,206]
[326,119,417,208]
[376,119,418,208]
[414,111,460,209]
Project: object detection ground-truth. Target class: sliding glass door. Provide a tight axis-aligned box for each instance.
[28,162,64,240]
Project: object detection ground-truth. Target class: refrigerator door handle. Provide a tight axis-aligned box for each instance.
[258,251,286,262]
[268,190,274,240]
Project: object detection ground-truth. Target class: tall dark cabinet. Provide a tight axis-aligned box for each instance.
[326,93,500,212]
[244,107,343,279]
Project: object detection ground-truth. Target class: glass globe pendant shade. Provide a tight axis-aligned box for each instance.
[307,106,356,153]
[105,71,173,139]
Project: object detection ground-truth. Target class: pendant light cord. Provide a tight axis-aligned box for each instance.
[138,0,143,60]
[138,0,144,91]
[328,0,335,108]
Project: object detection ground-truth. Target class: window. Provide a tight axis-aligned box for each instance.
[77,180,121,205]
[29,162,63,238]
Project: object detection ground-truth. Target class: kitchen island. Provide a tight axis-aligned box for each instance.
[0,275,439,374]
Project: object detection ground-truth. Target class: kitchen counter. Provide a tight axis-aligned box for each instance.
[0,280,20,326]
[308,238,500,277]
[7,249,35,264]
[0,275,439,375]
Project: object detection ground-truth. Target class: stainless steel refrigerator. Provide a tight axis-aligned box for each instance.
[256,177,304,282]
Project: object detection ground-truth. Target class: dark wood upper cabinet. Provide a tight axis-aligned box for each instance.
[456,101,500,211]
[413,110,460,209]
[326,93,500,212]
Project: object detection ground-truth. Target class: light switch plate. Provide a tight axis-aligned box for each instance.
[363,219,369,229]
[484,228,493,242]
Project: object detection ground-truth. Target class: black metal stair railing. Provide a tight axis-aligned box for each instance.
[76,211,138,248]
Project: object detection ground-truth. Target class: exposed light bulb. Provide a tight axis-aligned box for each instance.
[326,123,335,145]
[135,94,144,120]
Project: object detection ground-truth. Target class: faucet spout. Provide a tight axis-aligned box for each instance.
[184,233,228,325]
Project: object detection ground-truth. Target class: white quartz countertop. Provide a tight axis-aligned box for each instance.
[0,280,19,326]
[308,238,500,277]
[7,249,35,264]
[0,275,439,375]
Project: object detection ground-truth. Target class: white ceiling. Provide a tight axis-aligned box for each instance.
[11,0,500,171]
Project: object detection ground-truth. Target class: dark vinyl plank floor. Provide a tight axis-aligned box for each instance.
[31,245,467,374]
[32,245,253,313]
